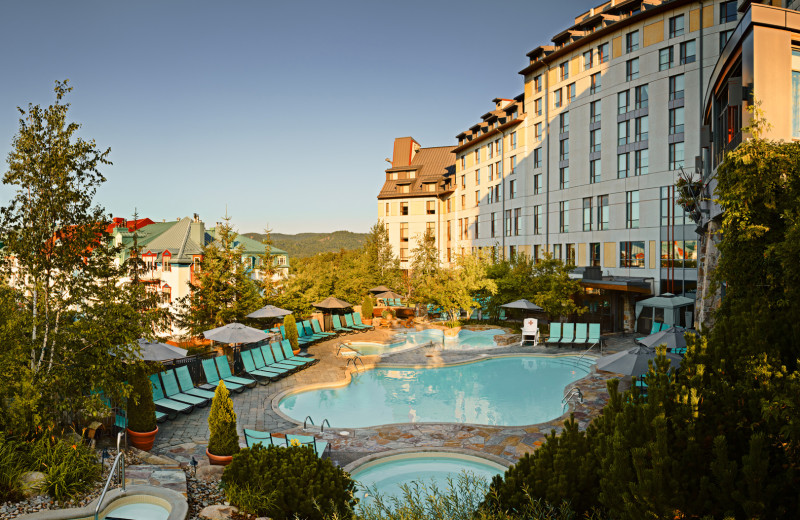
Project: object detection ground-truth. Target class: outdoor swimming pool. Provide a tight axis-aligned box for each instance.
[278,355,592,428]
[341,328,505,356]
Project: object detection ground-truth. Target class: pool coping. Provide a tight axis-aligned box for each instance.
[342,446,512,474]
[271,351,600,430]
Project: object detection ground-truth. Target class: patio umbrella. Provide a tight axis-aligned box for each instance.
[501,299,544,311]
[369,285,393,294]
[246,305,292,319]
[312,296,354,310]
[374,290,403,300]
[596,345,682,377]
[203,322,270,344]
[636,326,696,350]
[134,338,187,362]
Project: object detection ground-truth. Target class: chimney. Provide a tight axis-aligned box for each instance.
[190,220,205,247]
[391,137,419,167]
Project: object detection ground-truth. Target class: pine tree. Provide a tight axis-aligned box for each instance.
[207,381,239,456]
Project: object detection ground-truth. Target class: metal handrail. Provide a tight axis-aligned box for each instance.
[578,342,599,363]
[562,387,583,403]
[346,357,364,371]
[336,342,360,356]
[303,416,315,430]
[321,419,331,432]
[94,432,126,520]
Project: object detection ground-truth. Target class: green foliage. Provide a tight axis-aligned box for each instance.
[222,444,356,520]
[362,220,401,291]
[127,366,156,433]
[207,381,239,457]
[244,231,367,258]
[283,314,299,350]
[257,225,278,300]
[0,433,27,501]
[361,295,374,320]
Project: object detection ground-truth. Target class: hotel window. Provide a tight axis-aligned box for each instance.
[534,74,542,92]
[554,88,563,108]
[668,14,684,38]
[384,202,389,215]
[510,109,518,119]
[625,30,639,53]
[426,200,435,215]
[560,139,569,161]
[497,160,503,178]
[534,244,542,263]
[626,190,639,229]
[509,179,517,199]
[535,122,543,140]
[566,244,576,265]
[534,174,542,194]
[597,195,609,230]
[661,240,698,268]
[446,248,451,263]
[511,131,517,149]
[590,128,601,153]
[669,142,684,170]
[583,197,593,231]
[535,97,543,116]
[618,152,630,178]
[400,247,409,261]
[560,60,569,81]
[474,148,480,163]
[488,163,494,181]
[620,241,645,268]
[567,83,576,103]
[461,174,465,189]
[590,158,601,184]
[495,139,500,155]
[510,155,517,174]
[559,166,569,189]
[534,147,542,168]
[795,60,800,139]
[560,112,569,133]
[590,100,601,123]
[679,40,695,64]
[720,1,737,23]
[618,120,629,146]
[720,29,734,51]
[669,74,684,100]
[163,256,171,272]
[400,223,409,242]
[659,47,673,71]
[475,190,480,206]
[618,90,630,114]
[635,84,648,109]
[475,168,480,184]
[669,107,684,134]
[401,202,409,215]
[626,58,639,81]
[634,116,648,142]
[553,244,562,260]
[584,49,594,70]
[598,42,609,64]
[660,186,686,226]
[460,156,465,170]
[634,149,649,175]
[423,182,436,192]
[162,285,171,303]
[426,221,435,235]
[505,210,512,237]
[590,242,601,267]
[474,218,480,239]
[590,72,601,94]
[487,142,493,159]
[447,198,452,212]
[461,194,466,209]
[493,183,502,202]
[514,208,522,236]
[559,201,569,233]
[488,186,494,204]
[534,205,543,234]
[491,212,497,237]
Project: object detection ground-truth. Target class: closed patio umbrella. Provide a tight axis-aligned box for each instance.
[203,322,270,344]
[246,305,292,319]
[636,326,696,351]
[134,338,187,362]
[596,345,682,377]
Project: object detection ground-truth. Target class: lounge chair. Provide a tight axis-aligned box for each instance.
[353,312,374,330]
[280,340,317,365]
[240,349,282,383]
[344,313,369,331]
[149,374,193,415]
[243,429,286,448]
[587,324,601,349]
[311,318,337,337]
[175,366,216,400]
[560,323,575,347]
[294,323,313,346]
[271,342,309,368]
[214,356,257,389]
[115,409,167,428]
[285,433,330,458]
[545,323,562,345]
[201,358,245,393]
[280,325,287,339]
[573,323,589,346]
[159,369,209,407]
[302,320,327,341]
[332,315,354,334]
[252,346,293,376]
[259,344,298,372]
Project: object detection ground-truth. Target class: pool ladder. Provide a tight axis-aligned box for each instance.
[303,416,331,432]
[562,387,584,412]
[94,431,126,520]
[346,356,365,371]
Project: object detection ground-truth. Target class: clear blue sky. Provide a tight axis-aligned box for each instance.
[0,0,598,234]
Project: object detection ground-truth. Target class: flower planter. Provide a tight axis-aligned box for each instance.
[206,448,234,466]
[127,426,158,451]
[293,348,301,356]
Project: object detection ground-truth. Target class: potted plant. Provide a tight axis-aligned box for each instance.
[361,295,374,325]
[207,381,239,465]
[283,314,300,355]
[127,366,158,451]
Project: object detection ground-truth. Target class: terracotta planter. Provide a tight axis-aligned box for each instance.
[293,348,301,355]
[206,448,234,466]
[127,426,158,451]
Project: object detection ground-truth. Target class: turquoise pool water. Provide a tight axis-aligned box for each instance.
[103,502,169,520]
[343,328,505,356]
[279,356,591,427]
[350,453,505,506]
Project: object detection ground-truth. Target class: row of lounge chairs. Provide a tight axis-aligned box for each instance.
[243,429,329,458]
[279,315,373,346]
[545,323,601,348]
[379,298,405,307]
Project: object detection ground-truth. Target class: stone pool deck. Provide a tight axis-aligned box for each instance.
[150,326,634,469]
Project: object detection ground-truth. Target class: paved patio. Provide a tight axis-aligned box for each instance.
[151,326,635,469]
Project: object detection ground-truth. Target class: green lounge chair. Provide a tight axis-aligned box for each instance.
[285,433,330,458]
[280,325,286,339]
[251,346,293,376]
[344,313,369,331]
[271,342,308,367]
[587,324,601,349]
[149,374,193,415]
[560,323,575,346]
[311,318,336,337]
[159,370,209,407]
[294,323,313,346]
[545,323,562,345]
[244,429,285,448]
[175,366,215,400]
[332,314,354,333]
[214,356,257,388]
[573,323,588,346]
[116,409,167,427]
[259,344,298,372]
[201,358,245,393]
[240,349,281,383]
[302,320,327,340]
[280,340,316,365]
[353,312,373,330]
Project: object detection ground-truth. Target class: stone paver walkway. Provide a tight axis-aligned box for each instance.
[152,325,635,469]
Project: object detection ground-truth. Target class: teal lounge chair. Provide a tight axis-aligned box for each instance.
[214,356,257,388]
[252,346,293,376]
[545,323,562,345]
[116,409,167,427]
[344,313,369,331]
[285,433,330,458]
[311,318,336,337]
[201,358,245,393]
[240,349,280,383]
[149,374,193,415]
[354,312,374,330]
[175,366,215,400]
[244,429,286,448]
[294,323,313,346]
[271,342,308,367]
[280,325,287,339]
[587,324,601,349]
[159,370,208,407]
[280,340,316,365]
[573,323,588,346]
[302,320,327,341]
[259,344,298,372]
[332,315,354,333]
[560,323,575,346]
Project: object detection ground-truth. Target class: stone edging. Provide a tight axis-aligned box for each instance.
[342,446,512,474]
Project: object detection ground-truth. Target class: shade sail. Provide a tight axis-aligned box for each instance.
[203,322,270,344]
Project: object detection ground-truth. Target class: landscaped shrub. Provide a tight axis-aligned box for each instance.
[207,381,239,457]
[361,295,373,320]
[283,314,299,350]
[381,309,394,320]
[0,434,26,501]
[222,444,356,520]
[127,366,156,433]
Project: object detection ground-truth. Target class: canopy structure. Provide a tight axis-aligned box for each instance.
[134,339,187,362]
[246,305,292,319]
[203,323,270,344]
[634,293,695,333]
[313,296,354,310]
[636,326,697,351]
[368,286,393,294]
[501,299,544,311]
[375,291,403,300]
[596,345,682,377]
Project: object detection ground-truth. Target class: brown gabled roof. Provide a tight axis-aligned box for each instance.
[378,146,456,200]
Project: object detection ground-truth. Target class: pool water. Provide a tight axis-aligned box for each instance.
[350,453,505,506]
[343,328,505,356]
[279,356,591,427]
[103,502,169,520]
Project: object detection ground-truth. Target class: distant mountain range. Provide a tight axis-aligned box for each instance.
[242,231,367,258]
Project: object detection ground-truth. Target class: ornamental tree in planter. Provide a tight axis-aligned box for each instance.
[361,295,374,324]
[283,314,299,353]
[127,365,158,450]
[207,381,239,465]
